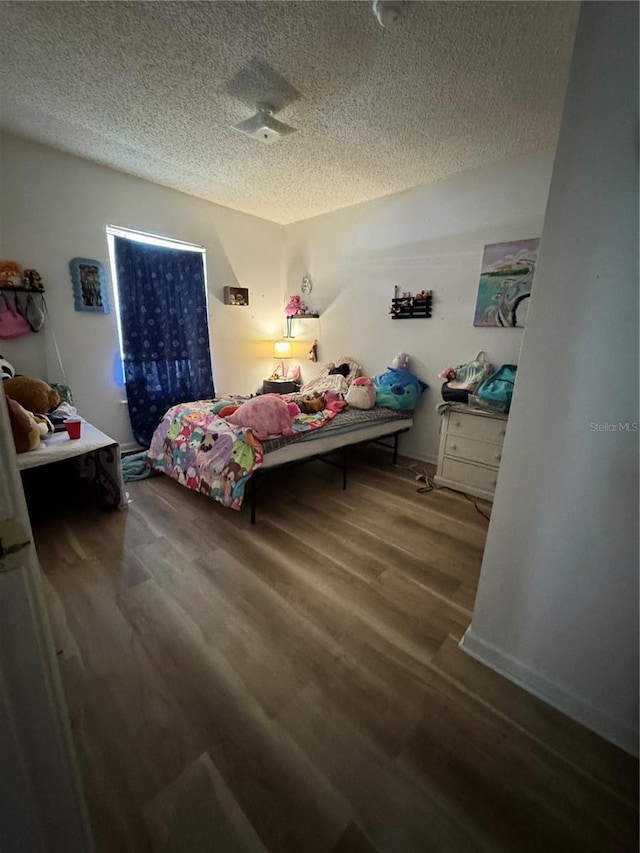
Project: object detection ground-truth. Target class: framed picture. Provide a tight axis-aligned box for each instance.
[69,257,110,313]
[473,238,540,328]
[223,286,249,306]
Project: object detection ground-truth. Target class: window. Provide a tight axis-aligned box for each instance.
[107,226,214,446]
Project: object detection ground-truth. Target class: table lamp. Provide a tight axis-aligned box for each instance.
[274,340,292,378]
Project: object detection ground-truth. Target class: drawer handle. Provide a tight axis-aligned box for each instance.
[491,479,497,486]
[453,420,461,427]
[494,453,501,461]
[450,443,457,450]
[500,428,506,436]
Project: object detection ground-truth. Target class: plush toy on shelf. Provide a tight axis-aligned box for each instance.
[284,294,303,316]
[0,260,23,288]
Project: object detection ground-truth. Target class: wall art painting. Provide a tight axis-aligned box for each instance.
[70,257,110,313]
[473,238,540,328]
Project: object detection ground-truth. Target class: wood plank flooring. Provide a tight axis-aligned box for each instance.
[31,446,638,852]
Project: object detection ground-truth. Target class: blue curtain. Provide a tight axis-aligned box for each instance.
[114,237,214,447]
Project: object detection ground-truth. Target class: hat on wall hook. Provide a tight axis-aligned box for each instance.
[372,0,407,28]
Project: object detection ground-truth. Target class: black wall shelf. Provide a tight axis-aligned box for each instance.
[390,293,432,319]
[0,285,46,294]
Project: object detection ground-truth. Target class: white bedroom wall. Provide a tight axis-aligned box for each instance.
[283,151,554,462]
[0,133,285,449]
[461,1,639,755]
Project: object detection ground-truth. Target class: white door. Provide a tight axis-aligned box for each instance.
[0,392,93,851]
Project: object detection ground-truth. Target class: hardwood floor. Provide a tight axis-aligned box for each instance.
[32,446,638,852]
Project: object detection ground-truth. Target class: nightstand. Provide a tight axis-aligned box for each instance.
[262,379,300,395]
[434,404,508,502]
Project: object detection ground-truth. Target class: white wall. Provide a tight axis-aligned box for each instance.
[462,1,639,755]
[0,134,285,449]
[283,152,554,461]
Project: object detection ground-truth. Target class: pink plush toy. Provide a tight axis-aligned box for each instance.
[226,396,300,439]
[284,294,303,316]
[345,376,376,409]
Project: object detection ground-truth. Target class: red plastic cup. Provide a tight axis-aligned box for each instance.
[65,418,82,440]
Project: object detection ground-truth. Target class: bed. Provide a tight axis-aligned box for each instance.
[147,357,415,523]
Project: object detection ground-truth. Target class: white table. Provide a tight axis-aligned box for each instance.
[17,421,126,509]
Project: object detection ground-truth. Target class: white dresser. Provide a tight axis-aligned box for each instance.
[434,405,508,502]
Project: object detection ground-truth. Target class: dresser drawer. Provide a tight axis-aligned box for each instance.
[440,457,499,495]
[444,434,503,467]
[446,411,507,444]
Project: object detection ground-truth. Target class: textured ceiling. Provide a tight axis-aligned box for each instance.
[0,1,578,224]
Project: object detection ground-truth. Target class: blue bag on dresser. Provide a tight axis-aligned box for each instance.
[476,364,518,412]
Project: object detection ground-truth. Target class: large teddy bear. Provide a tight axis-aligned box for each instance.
[4,375,60,414]
[225,395,300,440]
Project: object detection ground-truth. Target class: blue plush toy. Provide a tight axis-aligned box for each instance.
[373,365,428,410]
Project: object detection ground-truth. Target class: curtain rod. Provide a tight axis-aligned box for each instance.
[106,225,205,252]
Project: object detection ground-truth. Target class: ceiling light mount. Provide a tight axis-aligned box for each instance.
[372,0,407,28]
[231,102,297,145]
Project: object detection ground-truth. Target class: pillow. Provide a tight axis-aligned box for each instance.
[299,373,350,397]
[332,356,361,386]
[300,356,362,398]
[372,367,428,410]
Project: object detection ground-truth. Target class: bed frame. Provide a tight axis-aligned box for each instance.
[246,421,411,524]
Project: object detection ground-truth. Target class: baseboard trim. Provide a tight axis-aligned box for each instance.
[120,441,143,455]
[459,627,639,757]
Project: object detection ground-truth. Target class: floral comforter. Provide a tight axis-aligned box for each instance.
[148,400,264,510]
[147,397,345,511]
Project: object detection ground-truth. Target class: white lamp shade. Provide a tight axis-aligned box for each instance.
[274,340,292,358]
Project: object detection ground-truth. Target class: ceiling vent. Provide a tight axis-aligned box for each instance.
[231,103,297,144]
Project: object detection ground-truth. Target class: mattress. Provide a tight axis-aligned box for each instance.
[260,406,412,470]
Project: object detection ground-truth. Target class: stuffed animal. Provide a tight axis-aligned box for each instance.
[286,364,301,383]
[345,376,376,409]
[299,392,326,414]
[392,352,410,370]
[6,396,42,453]
[217,404,240,418]
[21,269,45,292]
[211,399,236,415]
[0,260,23,288]
[226,396,300,439]
[0,354,15,381]
[3,375,60,414]
[284,294,303,316]
[373,367,428,410]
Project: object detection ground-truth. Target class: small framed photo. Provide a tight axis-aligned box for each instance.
[223,286,249,306]
[69,257,110,313]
